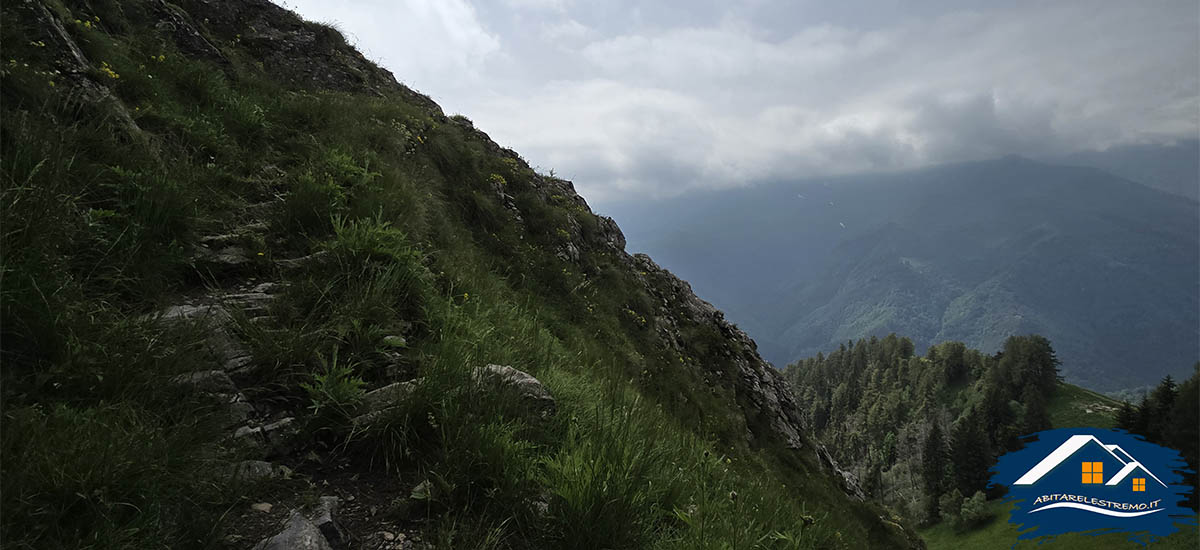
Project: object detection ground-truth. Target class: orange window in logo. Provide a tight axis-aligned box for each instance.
[1081,462,1103,484]
[1133,478,1146,492]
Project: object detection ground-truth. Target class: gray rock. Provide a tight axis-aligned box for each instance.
[358,530,422,550]
[310,496,348,548]
[147,0,229,66]
[361,380,419,413]
[230,460,291,482]
[276,251,330,272]
[815,442,866,501]
[250,281,282,294]
[198,232,241,247]
[473,364,556,417]
[235,417,299,458]
[156,303,230,324]
[204,329,253,371]
[381,335,407,349]
[170,370,237,394]
[252,511,332,550]
[193,245,251,270]
[214,393,256,428]
[152,304,254,372]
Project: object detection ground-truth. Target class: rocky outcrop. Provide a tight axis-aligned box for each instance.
[22,0,142,138]
[175,0,442,113]
[252,510,333,550]
[352,365,556,426]
[472,364,557,418]
[630,254,809,450]
[815,441,867,501]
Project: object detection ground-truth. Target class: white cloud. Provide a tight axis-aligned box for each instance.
[282,0,1199,203]
[280,0,499,94]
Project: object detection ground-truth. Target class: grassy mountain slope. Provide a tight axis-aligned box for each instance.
[0,1,916,548]
[605,157,1199,392]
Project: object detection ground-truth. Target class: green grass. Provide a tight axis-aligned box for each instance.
[1048,382,1123,429]
[1,1,910,549]
[920,500,1198,549]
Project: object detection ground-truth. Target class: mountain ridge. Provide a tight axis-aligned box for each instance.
[606,156,1199,391]
[1,1,918,548]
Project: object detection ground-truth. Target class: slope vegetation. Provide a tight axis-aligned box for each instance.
[0,1,917,548]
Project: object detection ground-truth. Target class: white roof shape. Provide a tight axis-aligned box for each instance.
[1105,457,1168,488]
[1013,434,1151,486]
[1105,444,1136,464]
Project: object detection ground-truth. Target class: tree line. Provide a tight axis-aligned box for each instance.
[785,334,1061,528]
[1115,365,1199,509]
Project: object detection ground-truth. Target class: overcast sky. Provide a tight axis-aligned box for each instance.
[279,0,1199,203]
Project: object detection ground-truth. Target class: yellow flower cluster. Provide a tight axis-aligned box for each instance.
[150,54,166,62]
[623,307,648,326]
[99,61,119,79]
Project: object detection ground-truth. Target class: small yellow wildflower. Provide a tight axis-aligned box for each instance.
[75,19,82,24]
[98,61,119,79]
[48,81,55,87]
[83,20,92,28]
[256,252,264,256]
[93,15,100,22]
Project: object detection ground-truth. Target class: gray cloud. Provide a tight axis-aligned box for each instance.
[281,0,1198,203]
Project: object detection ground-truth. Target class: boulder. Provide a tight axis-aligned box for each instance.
[252,511,332,550]
[358,380,419,419]
[170,370,237,394]
[192,245,252,272]
[472,365,556,418]
[230,460,292,482]
[235,417,299,458]
[310,496,348,548]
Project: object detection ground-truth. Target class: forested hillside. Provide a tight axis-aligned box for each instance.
[0,1,917,548]
[786,334,1199,546]
[785,334,1062,526]
[1115,366,1200,509]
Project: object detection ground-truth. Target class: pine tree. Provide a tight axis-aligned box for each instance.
[1115,400,1137,430]
[950,411,992,495]
[922,421,948,518]
[1021,384,1051,435]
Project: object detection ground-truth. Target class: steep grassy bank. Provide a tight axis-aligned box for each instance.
[0,1,915,548]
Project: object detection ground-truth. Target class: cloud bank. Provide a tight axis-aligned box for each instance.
[280,0,1198,202]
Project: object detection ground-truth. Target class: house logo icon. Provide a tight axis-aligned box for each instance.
[990,428,1194,544]
[1012,434,1168,517]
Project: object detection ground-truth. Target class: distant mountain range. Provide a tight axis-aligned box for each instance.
[1040,140,1199,201]
[604,156,1199,391]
